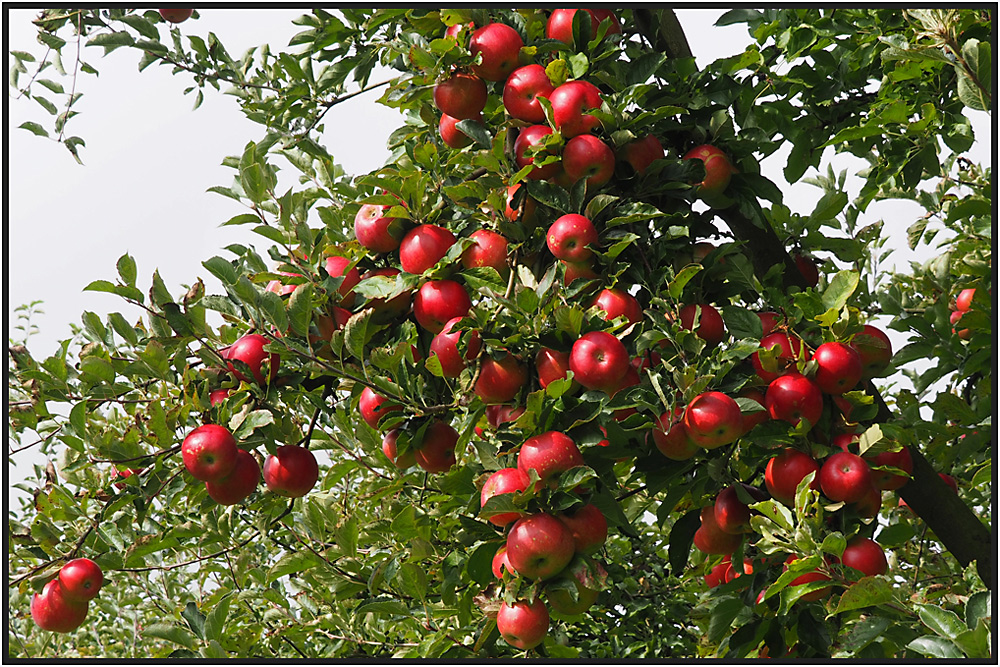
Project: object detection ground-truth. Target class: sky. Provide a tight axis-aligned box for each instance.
[6,9,992,496]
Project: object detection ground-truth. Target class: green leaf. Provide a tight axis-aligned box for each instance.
[204,594,231,644]
[965,591,990,630]
[287,283,313,337]
[668,264,702,299]
[267,551,321,583]
[906,636,964,659]
[149,269,173,306]
[144,623,198,650]
[721,306,763,340]
[182,601,206,639]
[957,39,991,112]
[116,253,137,287]
[454,119,491,148]
[707,596,744,644]
[355,596,409,616]
[831,576,894,616]
[953,618,991,659]
[18,121,49,137]
[916,603,967,641]
[87,31,135,48]
[809,190,848,222]
[841,616,890,653]
[820,270,859,312]
[344,308,374,360]
[667,509,700,576]
[231,410,274,439]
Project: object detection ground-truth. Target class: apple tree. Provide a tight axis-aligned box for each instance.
[8,8,993,659]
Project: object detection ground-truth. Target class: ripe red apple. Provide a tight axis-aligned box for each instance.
[439,112,481,149]
[793,252,820,287]
[683,391,743,449]
[517,430,585,488]
[263,445,319,498]
[757,311,782,336]
[481,467,530,526]
[765,372,824,427]
[867,445,913,491]
[705,558,730,589]
[682,144,735,199]
[591,287,642,326]
[470,22,523,82]
[679,303,725,347]
[359,386,402,431]
[850,324,892,379]
[536,347,574,390]
[506,512,576,580]
[360,268,412,323]
[784,555,832,601]
[546,8,620,44]
[956,287,976,312]
[514,124,561,180]
[209,389,230,407]
[853,483,883,519]
[266,271,302,296]
[562,134,615,188]
[751,332,805,383]
[429,317,482,378]
[493,545,512,578]
[562,259,599,285]
[323,255,361,305]
[819,451,872,504]
[113,467,141,490]
[738,387,769,434]
[31,579,88,633]
[569,330,629,392]
[412,279,472,333]
[547,213,598,263]
[159,8,193,23]
[503,64,555,123]
[714,484,766,535]
[461,229,509,277]
[182,424,239,482]
[433,71,488,120]
[607,364,640,421]
[812,342,863,395]
[354,203,404,253]
[549,80,602,138]
[651,409,699,461]
[840,536,888,577]
[557,503,608,554]
[58,558,103,602]
[205,448,260,505]
[485,404,525,429]
[226,333,279,385]
[764,448,820,506]
[619,133,664,175]
[693,506,742,555]
[414,420,458,473]
[497,598,550,650]
[399,224,456,275]
[382,429,416,469]
[950,309,972,339]
[475,354,527,404]
[504,183,538,226]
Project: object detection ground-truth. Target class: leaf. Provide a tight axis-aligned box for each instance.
[707,596,744,644]
[916,603,967,641]
[965,591,990,630]
[182,601,206,639]
[355,596,409,616]
[204,594,231,644]
[231,410,274,439]
[820,270,859,312]
[957,39,991,112]
[454,119,491,148]
[19,121,49,137]
[809,190,848,222]
[721,306,763,340]
[667,509,700,576]
[344,308,374,360]
[831,576,894,616]
[87,31,135,48]
[841,616,890,653]
[144,623,198,650]
[266,551,321,583]
[668,264,702,299]
[906,636,964,659]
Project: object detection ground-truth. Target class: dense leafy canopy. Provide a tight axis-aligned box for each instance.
[8,8,992,660]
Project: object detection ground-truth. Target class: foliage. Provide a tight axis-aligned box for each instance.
[8,7,992,659]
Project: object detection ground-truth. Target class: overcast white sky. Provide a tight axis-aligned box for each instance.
[6,9,992,493]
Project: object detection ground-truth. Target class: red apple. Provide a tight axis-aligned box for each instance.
[793,252,820,287]
[497,598,550,650]
[867,445,913,491]
[536,347,574,390]
[547,214,598,263]
[439,112,481,149]
[757,311,781,336]
[481,467,530,526]
[853,483,883,519]
[503,64,555,123]
[354,203,404,253]
[504,183,538,226]
[399,224,456,275]
[785,555,832,601]
[956,287,976,312]
[812,342,862,395]
[205,448,260,505]
[705,558,730,589]
[506,512,576,580]
[461,229,509,277]
[557,503,608,554]
[682,144,735,199]
[683,391,742,449]
[30,579,88,633]
[693,506,742,555]
[359,386,402,431]
[182,424,239,483]
[159,8,193,23]
[382,429,416,469]
[679,303,725,346]
[591,287,642,326]
[493,545,512,578]
[619,133,664,175]
[475,354,527,404]
[569,330,629,392]
[517,430,585,487]
[764,448,820,506]
[266,271,302,296]
[738,387,769,434]
[413,279,472,333]
[433,71,488,120]
[549,80,602,138]
[209,389,230,407]
[324,255,362,305]
[263,445,319,498]
[765,372,824,427]
[58,558,103,602]
[651,409,699,461]
[562,134,615,188]
[546,8,620,43]
[514,124,561,180]
[850,324,892,379]
[819,451,872,504]
[562,259,599,285]
[429,317,482,378]
[226,333,279,385]
[751,332,805,383]
[950,309,972,339]
[414,420,459,473]
[714,484,766,535]
[840,536,888,577]
[470,22,523,82]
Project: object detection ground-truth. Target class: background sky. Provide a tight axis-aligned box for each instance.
[6,9,992,497]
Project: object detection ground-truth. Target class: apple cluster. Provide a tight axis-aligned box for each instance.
[30,558,103,633]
